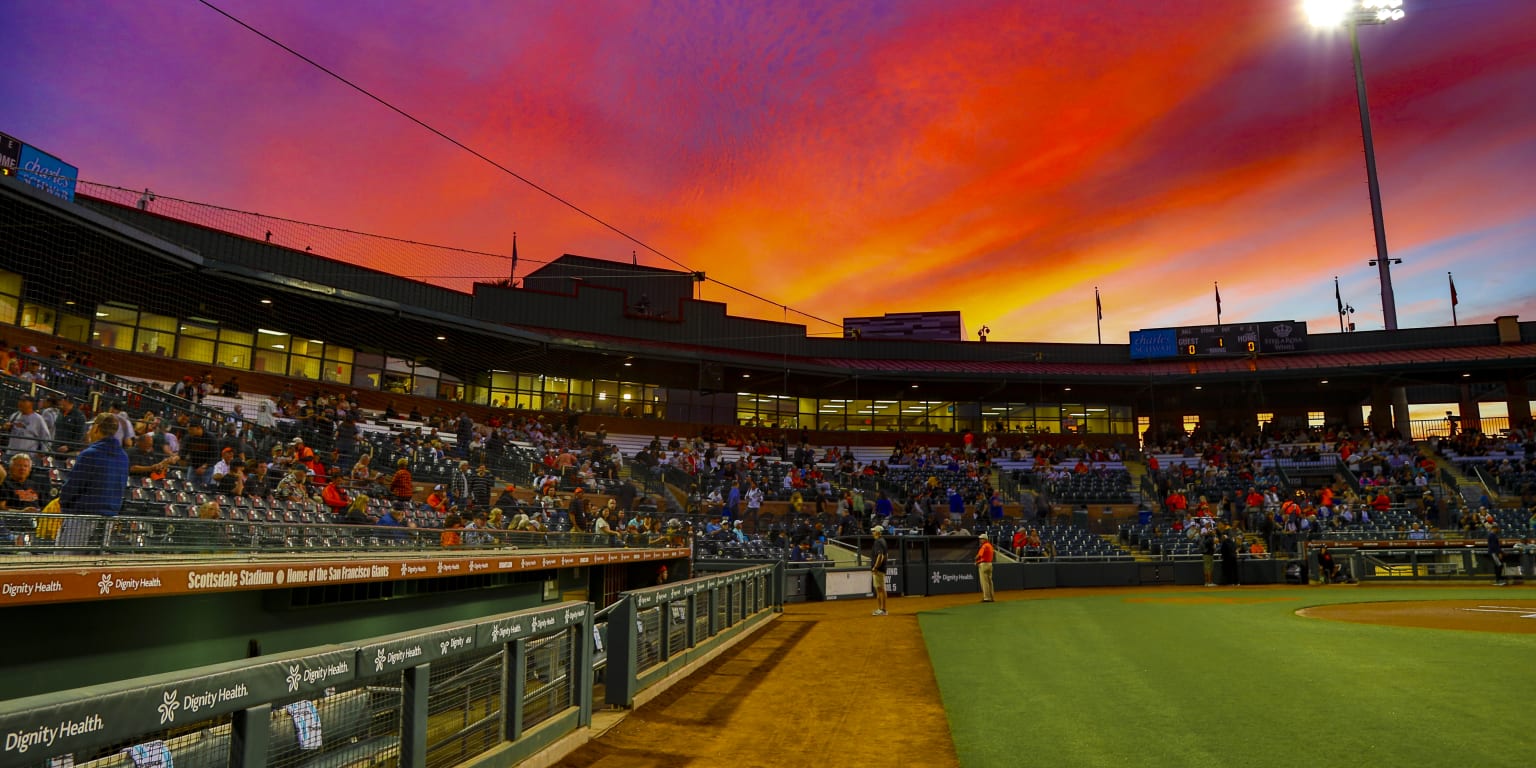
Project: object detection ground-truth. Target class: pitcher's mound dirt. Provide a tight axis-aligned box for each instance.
[1300,600,1536,634]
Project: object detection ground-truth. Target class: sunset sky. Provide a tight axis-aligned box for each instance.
[3,0,1533,342]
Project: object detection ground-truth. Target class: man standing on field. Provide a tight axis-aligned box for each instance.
[976,532,996,602]
[870,526,889,615]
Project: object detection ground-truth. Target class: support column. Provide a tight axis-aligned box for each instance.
[1368,382,1393,435]
[1390,386,1411,438]
[1508,377,1532,429]
[1458,384,1481,434]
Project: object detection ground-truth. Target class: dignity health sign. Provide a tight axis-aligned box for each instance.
[0,131,78,203]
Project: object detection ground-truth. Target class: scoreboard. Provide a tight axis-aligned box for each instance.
[1129,321,1308,360]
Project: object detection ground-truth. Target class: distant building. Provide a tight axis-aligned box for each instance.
[844,311,964,341]
[522,254,694,318]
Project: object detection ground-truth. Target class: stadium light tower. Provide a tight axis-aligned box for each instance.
[1305,0,1406,330]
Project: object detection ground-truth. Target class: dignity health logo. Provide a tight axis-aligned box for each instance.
[931,571,974,584]
[286,665,303,693]
[98,574,113,595]
[158,690,179,724]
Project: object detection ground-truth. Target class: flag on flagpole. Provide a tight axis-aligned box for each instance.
[1449,273,1458,306]
[1214,282,1222,316]
[1335,278,1344,317]
[1095,288,1103,321]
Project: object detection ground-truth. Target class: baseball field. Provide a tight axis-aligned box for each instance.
[561,584,1536,767]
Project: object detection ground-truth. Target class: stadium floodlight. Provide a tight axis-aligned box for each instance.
[1304,0,1407,329]
[1306,0,1406,28]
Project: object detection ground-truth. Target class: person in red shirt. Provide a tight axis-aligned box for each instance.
[1012,528,1028,553]
[976,533,996,602]
[1371,491,1391,513]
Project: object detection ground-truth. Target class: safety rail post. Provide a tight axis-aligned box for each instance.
[400,663,430,768]
[604,595,637,709]
[504,637,527,742]
[576,606,595,727]
[230,703,270,768]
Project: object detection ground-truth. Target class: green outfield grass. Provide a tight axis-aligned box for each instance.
[920,586,1536,767]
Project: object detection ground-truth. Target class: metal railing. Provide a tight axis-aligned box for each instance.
[0,601,594,768]
[0,566,785,768]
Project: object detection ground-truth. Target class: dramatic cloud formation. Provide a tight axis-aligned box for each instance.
[3,0,1532,341]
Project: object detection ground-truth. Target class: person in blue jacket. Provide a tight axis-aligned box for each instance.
[57,413,130,548]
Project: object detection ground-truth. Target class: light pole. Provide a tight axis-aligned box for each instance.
[1306,0,1406,330]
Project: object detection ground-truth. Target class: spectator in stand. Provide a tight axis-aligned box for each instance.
[321,476,351,517]
[274,466,311,504]
[244,460,272,498]
[341,494,373,525]
[425,484,449,515]
[449,460,472,509]
[493,484,518,509]
[389,458,414,504]
[440,513,464,547]
[176,422,216,486]
[0,453,49,511]
[4,396,51,453]
[107,401,134,447]
[56,414,129,547]
[468,464,494,509]
[52,398,86,454]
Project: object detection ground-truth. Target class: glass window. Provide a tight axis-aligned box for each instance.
[322,345,353,384]
[55,310,87,342]
[92,323,134,350]
[288,356,321,380]
[216,342,250,369]
[0,270,20,295]
[0,295,17,327]
[94,304,138,325]
[218,328,254,346]
[136,328,176,357]
[21,305,59,335]
[178,323,218,364]
[1307,411,1325,429]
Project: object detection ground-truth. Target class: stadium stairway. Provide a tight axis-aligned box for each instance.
[1418,443,1502,506]
[1123,458,1149,504]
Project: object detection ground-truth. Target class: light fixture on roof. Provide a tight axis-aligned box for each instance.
[1461,373,1471,378]
[910,384,919,388]
[259,299,272,305]
[1063,387,1072,392]
[1320,380,1329,384]
[742,373,751,378]
[436,335,446,341]
[1195,386,1203,391]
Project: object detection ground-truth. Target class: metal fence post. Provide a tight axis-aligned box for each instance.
[505,638,527,743]
[577,610,594,727]
[230,704,270,768]
[400,663,430,768]
[604,595,636,708]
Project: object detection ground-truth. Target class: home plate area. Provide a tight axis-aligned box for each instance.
[1299,600,1536,634]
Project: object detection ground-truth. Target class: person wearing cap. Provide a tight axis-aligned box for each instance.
[976,532,996,602]
[425,485,449,515]
[1488,522,1507,586]
[869,526,889,616]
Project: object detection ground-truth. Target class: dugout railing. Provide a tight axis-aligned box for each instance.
[0,568,784,768]
[1301,539,1534,583]
[603,562,782,709]
[0,601,595,768]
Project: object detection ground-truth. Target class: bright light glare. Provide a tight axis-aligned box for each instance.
[1304,0,1354,28]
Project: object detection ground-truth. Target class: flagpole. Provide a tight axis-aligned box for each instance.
[509,231,518,284]
[1335,276,1344,333]
[1095,287,1102,344]
[1449,272,1458,326]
